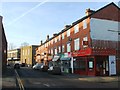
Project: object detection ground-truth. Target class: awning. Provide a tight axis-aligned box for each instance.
[52,56,60,61]
[60,57,71,61]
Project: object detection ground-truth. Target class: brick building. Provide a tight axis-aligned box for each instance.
[35,2,120,76]
[0,16,7,74]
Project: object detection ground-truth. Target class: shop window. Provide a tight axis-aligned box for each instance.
[88,58,94,70]
[74,59,86,71]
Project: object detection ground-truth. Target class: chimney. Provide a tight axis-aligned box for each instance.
[40,40,42,45]
[85,8,95,16]
[53,33,57,37]
[46,35,49,41]
[64,25,71,29]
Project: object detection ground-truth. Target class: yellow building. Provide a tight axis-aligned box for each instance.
[21,45,38,67]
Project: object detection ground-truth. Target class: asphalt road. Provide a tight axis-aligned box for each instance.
[15,67,119,89]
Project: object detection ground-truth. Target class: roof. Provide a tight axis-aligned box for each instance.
[40,2,119,46]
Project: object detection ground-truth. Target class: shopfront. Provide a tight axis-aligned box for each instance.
[72,48,117,76]
[60,52,73,73]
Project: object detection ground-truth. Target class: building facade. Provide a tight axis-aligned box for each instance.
[7,49,20,66]
[0,16,7,74]
[21,45,39,67]
[35,2,120,76]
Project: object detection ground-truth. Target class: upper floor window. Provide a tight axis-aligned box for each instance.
[74,24,79,33]
[55,38,57,43]
[74,38,80,50]
[59,46,61,53]
[83,19,87,29]
[55,47,57,55]
[67,29,70,37]
[51,40,53,44]
[62,33,64,39]
[59,35,61,41]
[51,48,53,54]
[67,43,71,52]
[62,45,65,52]
[83,36,88,47]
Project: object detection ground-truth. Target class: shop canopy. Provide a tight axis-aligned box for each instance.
[60,57,71,61]
[52,56,60,61]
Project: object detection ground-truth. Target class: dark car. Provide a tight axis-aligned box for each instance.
[14,63,20,69]
[21,63,26,67]
[48,66,61,75]
[41,65,49,72]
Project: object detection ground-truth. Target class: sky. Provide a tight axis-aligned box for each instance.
[0,1,119,49]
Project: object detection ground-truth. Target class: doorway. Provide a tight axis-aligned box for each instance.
[96,56,109,76]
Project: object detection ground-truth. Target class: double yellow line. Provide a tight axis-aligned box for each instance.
[15,69,25,90]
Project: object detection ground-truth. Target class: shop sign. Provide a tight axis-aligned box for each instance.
[72,48,91,57]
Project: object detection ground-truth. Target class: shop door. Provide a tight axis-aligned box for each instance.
[96,60,108,76]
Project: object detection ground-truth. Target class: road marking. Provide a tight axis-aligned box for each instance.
[15,69,25,90]
[43,83,50,87]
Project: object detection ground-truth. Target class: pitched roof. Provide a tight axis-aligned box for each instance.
[40,2,119,46]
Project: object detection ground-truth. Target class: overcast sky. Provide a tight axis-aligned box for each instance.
[1,1,119,48]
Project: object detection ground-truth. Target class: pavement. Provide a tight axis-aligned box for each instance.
[62,73,120,82]
[2,66,17,89]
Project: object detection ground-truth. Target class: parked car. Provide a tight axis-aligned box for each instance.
[21,63,26,67]
[41,65,49,72]
[32,63,43,70]
[48,66,61,75]
[14,63,20,69]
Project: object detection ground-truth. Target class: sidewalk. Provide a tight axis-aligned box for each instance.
[62,73,120,82]
[2,66,17,89]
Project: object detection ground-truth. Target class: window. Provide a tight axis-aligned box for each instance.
[83,19,87,29]
[28,49,30,55]
[83,36,88,48]
[62,33,64,39]
[23,50,24,56]
[51,40,53,44]
[55,38,57,43]
[67,43,71,52]
[62,45,65,52]
[59,46,61,53]
[74,24,79,33]
[67,29,70,37]
[51,48,53,54]
[74,38,80,50]
[59,35,61,41]
[55,48,57,55]
[74,59,86,71]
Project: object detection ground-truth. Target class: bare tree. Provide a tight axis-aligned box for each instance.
[8,43,16,50]
[21,42,29,47]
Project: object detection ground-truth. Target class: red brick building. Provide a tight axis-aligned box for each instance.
[35,2,120,76]
[0,16,7,74]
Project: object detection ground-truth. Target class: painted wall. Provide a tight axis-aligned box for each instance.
[90,18,119,41]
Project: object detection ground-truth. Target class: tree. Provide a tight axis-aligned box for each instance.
[21,42,29,47]
[8,43,16,50]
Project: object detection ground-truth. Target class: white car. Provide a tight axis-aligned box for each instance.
[32,63,43,70]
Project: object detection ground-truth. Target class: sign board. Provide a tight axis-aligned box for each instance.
[109,55,116,76]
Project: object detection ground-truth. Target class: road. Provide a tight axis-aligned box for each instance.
[15,67,119,89]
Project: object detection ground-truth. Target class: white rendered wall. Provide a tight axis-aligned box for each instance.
[90,18,119,41]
